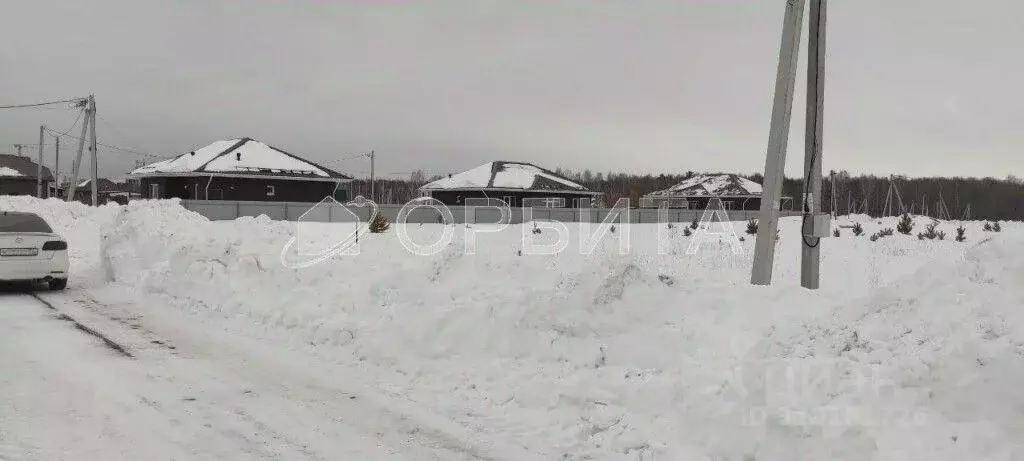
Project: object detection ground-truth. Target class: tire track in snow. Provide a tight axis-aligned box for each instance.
[29,292,134,358]
[39,290,537,461]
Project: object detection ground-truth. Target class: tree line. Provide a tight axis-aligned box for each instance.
[347,169,1024,221]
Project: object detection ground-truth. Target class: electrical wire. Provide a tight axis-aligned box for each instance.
[44,128,155,158]
[0,98,87,110]
[49,108,86,138]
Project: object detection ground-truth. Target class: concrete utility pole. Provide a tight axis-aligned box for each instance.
[801,0,828,289]
[89,95,98,206]
[750,0,807,286]
[54,136,60,196]
[369,149,375,202]
[752,0,831,289]
[37,126,45,197]
[66,95,94,204]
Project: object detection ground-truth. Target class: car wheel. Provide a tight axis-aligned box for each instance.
[49,278,68,291]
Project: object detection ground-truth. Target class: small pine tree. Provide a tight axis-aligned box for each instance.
[955,225,967,242]
[921,222,939,240]
[532,223,542,234]
[690,215,699,230]
[609,224,616,234]
[897,213,914,235]
[870,233,879,242]
[983,222,993,232]
[852,222,864,236]
[937,231,946,240]
[667,222,675,229]
[833,228,841,237]
[369,213,390,233]
[745,218,758,235]
[993,221,1001,232]
[917,232,924,240]
[683,227,692,237]
[878,227,894,237]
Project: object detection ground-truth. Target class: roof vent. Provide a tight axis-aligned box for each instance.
[190,151,195,156]
[236,152,241,161]
[448,173,452,179]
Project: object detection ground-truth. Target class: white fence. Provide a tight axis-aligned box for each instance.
[179,199,795,224]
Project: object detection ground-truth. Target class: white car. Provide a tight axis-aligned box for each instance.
[0,211,69,290]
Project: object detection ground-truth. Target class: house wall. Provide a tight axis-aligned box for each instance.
[425,190,597,208]
[140,176,347,202]
[642,196,766,211]
[0,178,51,198]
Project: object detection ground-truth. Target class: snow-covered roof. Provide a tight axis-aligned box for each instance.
[646,174,764,197]
[0,154,53,180]
[0,166,24,177]
[129,138,351,181]
[420,161,596,193]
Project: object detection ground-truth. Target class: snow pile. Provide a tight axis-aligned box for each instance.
[5,196,1022,460]
[90,199,1024,459]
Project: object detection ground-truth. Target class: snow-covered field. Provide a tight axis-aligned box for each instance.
[1,196,1022,460]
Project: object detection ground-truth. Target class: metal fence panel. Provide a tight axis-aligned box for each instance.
[178,200,796,224]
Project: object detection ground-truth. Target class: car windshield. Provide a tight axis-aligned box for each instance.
[0,213,54,233]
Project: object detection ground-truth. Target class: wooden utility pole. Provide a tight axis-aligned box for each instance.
[37,126,45,197]
[750,0,808,285]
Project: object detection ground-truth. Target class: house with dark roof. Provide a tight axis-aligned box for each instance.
[128,138,352,202]
[640,173,792,211]
[419,161,601,208]
[0,154,55,198]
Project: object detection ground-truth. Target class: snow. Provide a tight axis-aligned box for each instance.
[2,195,1023,460]
[0,166,24,177]
[129,139,329,177]
[131,139,240,174]
[203,139,328,176]
[422,161,586,190]
[650,173,764,196]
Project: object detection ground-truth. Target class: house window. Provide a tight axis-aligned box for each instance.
[266,185,276,197]
[503,196,513,207]
[149,183,159,199]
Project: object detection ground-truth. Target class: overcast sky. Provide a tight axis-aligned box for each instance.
[2,0,1021,181]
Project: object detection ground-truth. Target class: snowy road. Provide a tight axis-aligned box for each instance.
[0,290,509,461]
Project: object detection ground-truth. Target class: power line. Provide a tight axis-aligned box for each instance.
[51,108,86,138]
[44,128,155,158]
[0,97,87,110]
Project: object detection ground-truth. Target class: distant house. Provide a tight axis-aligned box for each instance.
[68,178,120,204]
[419,161,601,208]
[0,154,55,198]
[641,173,791,211]
[128,138,352,202]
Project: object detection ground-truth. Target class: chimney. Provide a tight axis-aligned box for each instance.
[448,173,452,179]
[236,152,241,161]
[190,151,195,156]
